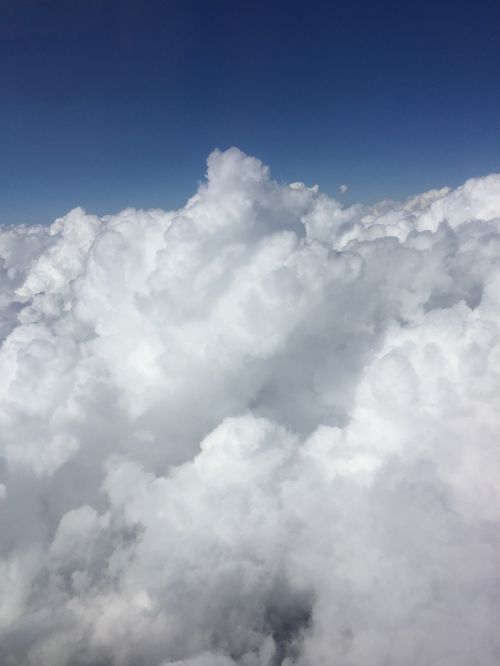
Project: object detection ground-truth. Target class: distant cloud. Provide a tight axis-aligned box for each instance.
[1,147,500,665]
[339,183,348,194]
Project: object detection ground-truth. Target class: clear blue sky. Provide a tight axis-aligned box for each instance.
[1,0,499,224]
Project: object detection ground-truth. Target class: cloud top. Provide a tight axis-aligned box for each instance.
[1,149,500,665]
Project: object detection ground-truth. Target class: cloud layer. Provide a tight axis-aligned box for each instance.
[1,148,500,665]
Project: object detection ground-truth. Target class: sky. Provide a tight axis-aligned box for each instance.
[3,4,500,663]
[1,0,499,225]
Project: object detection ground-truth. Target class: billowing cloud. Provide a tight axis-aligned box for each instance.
[1,148,500,665]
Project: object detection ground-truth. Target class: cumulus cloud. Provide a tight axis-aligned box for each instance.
[0,147,500,665]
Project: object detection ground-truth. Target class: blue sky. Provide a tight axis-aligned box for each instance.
[1,0,499,225]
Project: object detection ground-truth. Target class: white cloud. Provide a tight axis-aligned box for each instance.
[0,147,500,665]
[339,183,348,194]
